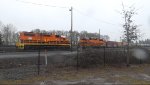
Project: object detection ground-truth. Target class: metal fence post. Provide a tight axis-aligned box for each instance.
[37,46,41,75]
[103,46,106,67]
[76,44,79,71]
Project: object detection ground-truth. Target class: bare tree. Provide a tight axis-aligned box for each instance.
[122,9,138,44]
[31,28,41,33]
[72,31,80,45]
[1,24,17,45]
[121,3,140,66]
[0,21,3,45]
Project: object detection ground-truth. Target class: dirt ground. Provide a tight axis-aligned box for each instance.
[1,64,150,85]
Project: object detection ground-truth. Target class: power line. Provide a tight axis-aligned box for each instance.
[16,0,120,27]
[16,0,69,9]
[74,8,119,26]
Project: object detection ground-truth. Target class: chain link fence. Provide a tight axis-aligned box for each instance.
[0,45,150,81]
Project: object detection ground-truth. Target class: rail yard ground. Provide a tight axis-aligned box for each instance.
[1,47,150,84]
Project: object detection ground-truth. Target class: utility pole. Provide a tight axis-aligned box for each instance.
[99,29,101,39]
[37,33,42,75]
[69,6,73,52]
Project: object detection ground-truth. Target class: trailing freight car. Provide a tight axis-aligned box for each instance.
[106,41,127,47]
[16,32,70,50]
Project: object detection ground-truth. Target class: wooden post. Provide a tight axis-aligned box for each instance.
[45,49,47,66]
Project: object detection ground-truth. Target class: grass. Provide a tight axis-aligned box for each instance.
[0,76,47,84]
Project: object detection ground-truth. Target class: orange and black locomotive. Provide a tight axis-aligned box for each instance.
[16,32,70,50]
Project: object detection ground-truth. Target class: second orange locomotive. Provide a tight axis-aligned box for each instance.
[79,38,105,47]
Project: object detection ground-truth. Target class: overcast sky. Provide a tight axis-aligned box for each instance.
[0,0,149,41]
